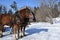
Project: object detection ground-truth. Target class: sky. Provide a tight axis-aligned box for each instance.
[0,0,60,10]
[0,0,41,9]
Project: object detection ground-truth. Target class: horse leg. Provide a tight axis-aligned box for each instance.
[0,27,3,37]
[20,25,26,37]
[10,26,14,34]
[19,27,23,38]
[10,23,14,34]
[10,27,14,34]
[18,27,20,39]
[0,25,4,38]
[14,24,17,40]
[23,26,26,36]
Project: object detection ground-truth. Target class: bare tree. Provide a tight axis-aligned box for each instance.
[48,0,57,17]
[46,0,57,23]
[58,2,60,6]
[41,0,53,23]
[53,4,59,17]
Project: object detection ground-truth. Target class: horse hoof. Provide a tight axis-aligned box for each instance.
[24,34,26,36]
[10,32,13,34]
[14,38,18,40]
[0,35,3,38]
[20,36,23,38]
[16,38,18,40]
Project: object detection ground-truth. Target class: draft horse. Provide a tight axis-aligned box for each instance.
[0,7,35,40]
[0,13,13,37]
[13,7,34,40]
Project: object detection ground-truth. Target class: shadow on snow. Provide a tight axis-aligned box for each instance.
[26,28,48,36]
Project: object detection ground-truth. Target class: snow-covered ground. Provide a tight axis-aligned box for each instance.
[0,17,60,40]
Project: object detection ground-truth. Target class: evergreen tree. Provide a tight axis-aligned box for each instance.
[2,6,7,14]
[0,5,2,14]
[10,1,17,11]
[8,9,13,15]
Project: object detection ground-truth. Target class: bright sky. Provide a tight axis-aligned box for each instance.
[0,0,60,10]
[0,0,41,9]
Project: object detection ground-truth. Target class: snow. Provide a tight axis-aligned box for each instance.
[53,17,60,23]
[0,17,60,40]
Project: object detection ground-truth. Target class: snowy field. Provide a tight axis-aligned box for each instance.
[0,18,60,40]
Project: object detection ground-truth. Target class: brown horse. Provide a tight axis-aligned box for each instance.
[13,7,34,40]
[0,13,14,37]
[0,7,35,40]
[0,13,20,40]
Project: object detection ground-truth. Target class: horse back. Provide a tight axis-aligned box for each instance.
[1,14,11,25]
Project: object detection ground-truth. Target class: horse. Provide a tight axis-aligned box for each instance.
[0,13,14,37]
[13,7,35,40]
[0,7,35,40]
[0,13,20,40]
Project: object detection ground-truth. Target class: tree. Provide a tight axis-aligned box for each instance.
[10,1,17,11]
[8,9,13,15]
[47,0,58,23]
[0,5,2,14]
[48,0,57,8]
[48,0,57,17]
[2,6,7,14]
[52,4,59,17]
[58,2,60,6]
[36,0,53,23]
[58,2,60,11]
